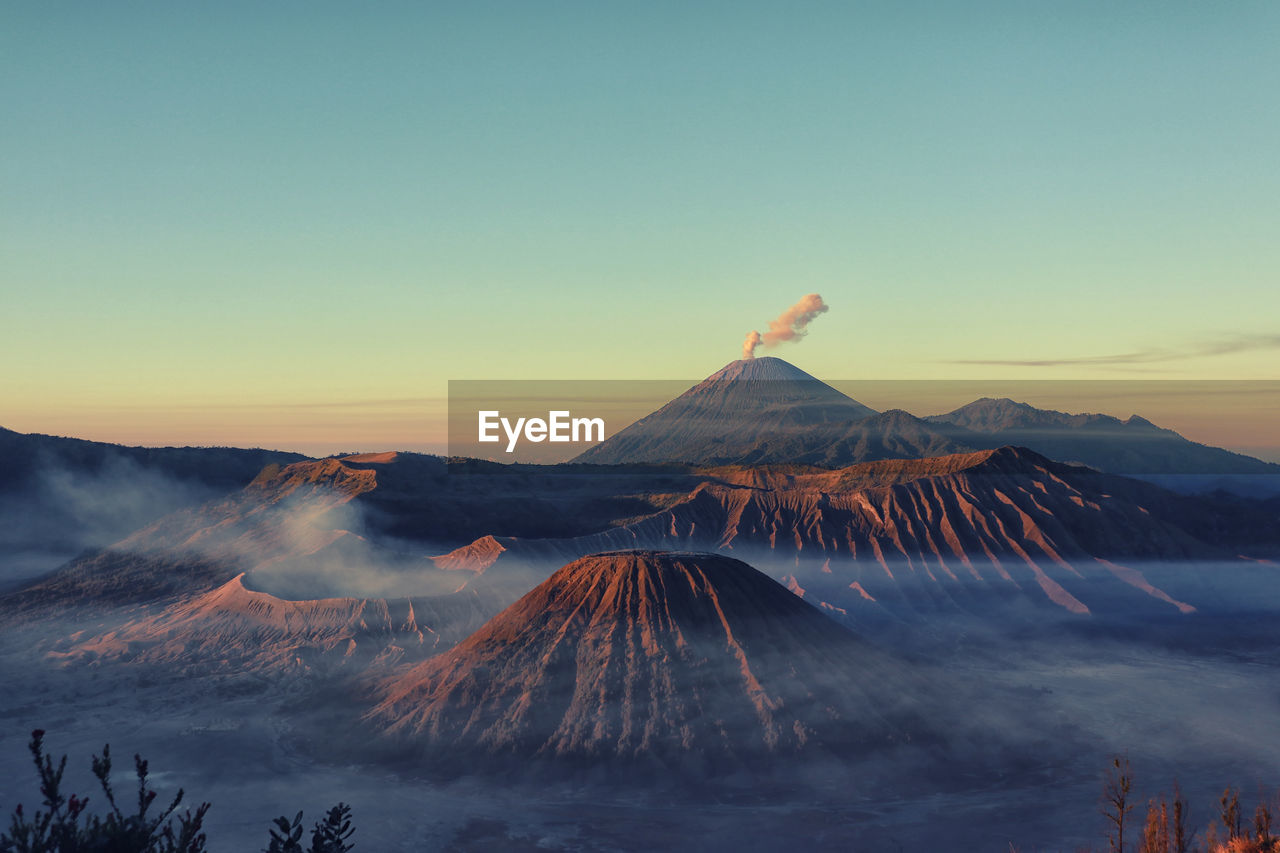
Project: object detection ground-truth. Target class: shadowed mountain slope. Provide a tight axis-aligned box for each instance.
[2,456,382,614]
[0,426,310,581]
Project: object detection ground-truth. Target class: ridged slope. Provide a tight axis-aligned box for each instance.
[371,551,927,773]
[441,448,1260,616]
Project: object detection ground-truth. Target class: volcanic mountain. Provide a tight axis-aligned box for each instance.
[2,452,719,671]
[574,358,1280,477]
[440,447,1280,620]
[370,550,932,776]
[17,443,1278,682]
[574,357,880,465]
[64,572,500,674]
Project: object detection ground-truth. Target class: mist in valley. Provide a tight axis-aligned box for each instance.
[3,552,1279,851]
[0,458,225,592]
[3,444,1279,851]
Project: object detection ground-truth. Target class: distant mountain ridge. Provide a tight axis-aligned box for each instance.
[731,408,974,467]
[926,398,1278,475]
[0,426,308,492]
[575,359,1279,476]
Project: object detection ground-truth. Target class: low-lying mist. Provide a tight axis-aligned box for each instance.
[7,455,232,548]
[0,455,229,589]
[3,565,1277,852]
[239,499,469,601]
[3,451,1278,851]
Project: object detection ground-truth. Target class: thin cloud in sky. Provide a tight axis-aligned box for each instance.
[949,333,1280,368]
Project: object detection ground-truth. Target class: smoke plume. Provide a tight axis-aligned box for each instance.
[742,294,829,359]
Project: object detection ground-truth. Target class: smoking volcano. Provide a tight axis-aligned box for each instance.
[574,356,878,465]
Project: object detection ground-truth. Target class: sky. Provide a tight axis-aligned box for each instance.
[3,2,1278,455]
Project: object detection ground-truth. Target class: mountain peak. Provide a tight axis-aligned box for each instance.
[574,359,877,465]
[704,356,823,384]
[371,549,929,775]
[980,396,1031,408]
[685,357,867,409]
[929,397,1053,432]
[954,397,1038,415]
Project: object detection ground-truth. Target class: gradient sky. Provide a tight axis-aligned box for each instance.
[3,2,1278,454]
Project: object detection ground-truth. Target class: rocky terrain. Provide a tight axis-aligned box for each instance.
[370,551,940,779]
[1,358,1277,848]
[443,446,1280,620]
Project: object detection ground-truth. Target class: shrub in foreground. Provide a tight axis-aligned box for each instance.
[1,731,354,853]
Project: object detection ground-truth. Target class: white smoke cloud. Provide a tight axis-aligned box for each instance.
[742,294,829,359]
